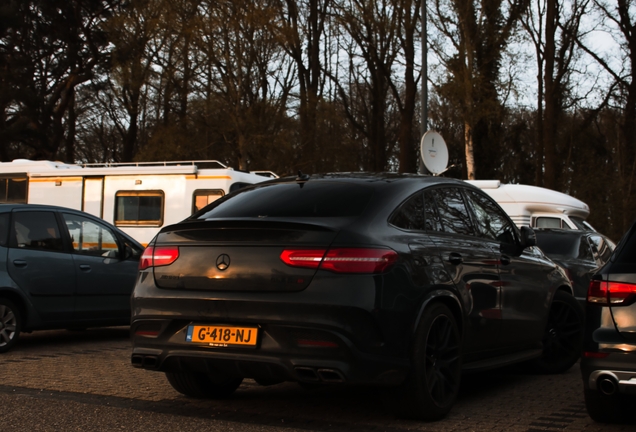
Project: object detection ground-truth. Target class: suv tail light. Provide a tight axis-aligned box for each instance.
[280,248,397,274]
[139,246,180,270]
[587,280,636,305]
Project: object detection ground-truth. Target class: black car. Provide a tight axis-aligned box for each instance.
[581,222,636,423]
[535,229,615,309]
[131,174,583,420]
[0,204,143,352]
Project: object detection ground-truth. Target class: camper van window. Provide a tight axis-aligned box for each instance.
[114,191,164,226]
[535,217,563,229]
[192,189,224,214]
[0,176,27,203]
[62,213,119,258]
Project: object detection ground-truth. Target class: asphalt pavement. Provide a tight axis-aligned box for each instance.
[1,327,635,431]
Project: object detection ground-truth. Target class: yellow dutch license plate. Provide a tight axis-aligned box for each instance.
[186,325,258,347]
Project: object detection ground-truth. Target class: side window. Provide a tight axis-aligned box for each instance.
[114,191,164,226]
[577,237,594,261]
[192,189,224,214]
[0,213,10,246]
[424,191,443,231]
[430,187,475,236]
[535,217,563,229]
[63,213,120,258]
[465,190,517,245]
[589,235,613,263]
[391,192,425,231]
[12,211,64,252]
[0,176,28,203]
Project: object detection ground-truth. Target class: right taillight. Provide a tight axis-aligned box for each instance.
[139,246,180,270]
[280,247,397,274]
[587,280,636,305]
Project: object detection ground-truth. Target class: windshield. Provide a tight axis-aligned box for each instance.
[570,216,596,231]
[195,181,374,219]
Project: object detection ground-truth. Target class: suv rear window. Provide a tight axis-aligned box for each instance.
[196,182,373,219]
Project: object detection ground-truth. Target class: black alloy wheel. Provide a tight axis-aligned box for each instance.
[0,298,21,353]
[165,371,243,398]
[391,302,461,420]
[530,290,584,374]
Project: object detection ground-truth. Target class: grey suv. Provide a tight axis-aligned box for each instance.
[0,204,143,352]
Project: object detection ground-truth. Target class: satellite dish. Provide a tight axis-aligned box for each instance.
[420,131,449,175]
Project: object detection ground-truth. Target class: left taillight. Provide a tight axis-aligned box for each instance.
[280,247,397,274]
[139,246,180,270]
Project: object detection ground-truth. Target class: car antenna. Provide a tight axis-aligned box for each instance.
[296,170,310,181]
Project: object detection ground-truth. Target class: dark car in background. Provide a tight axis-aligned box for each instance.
[535,229,615,309]
[582,222,636,423]
[130,173,583,420]
[0,204,143,353]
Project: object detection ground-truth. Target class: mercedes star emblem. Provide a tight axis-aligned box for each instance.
[216,254,231,271]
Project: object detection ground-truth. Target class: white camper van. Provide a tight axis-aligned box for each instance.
[466,180,594,231]
[0,159,276,245]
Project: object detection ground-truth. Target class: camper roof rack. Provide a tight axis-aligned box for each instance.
[81,160,228,169]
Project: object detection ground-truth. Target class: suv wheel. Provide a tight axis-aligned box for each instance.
[584,388,631,423]
[391,302,461,420]
[530,290,584,374]
[0,298,21,353]
[165,371,243,398]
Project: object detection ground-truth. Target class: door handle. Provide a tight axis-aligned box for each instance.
[79,264,91,271]
[12,260,27,267]
[448,253,463,265]
[500,255,511,266]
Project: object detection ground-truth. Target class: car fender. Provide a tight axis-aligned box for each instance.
[412,289,464,337]
[0,284,40,329]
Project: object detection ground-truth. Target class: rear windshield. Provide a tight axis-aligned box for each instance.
[195,181,374,219]
[535,232,582,258]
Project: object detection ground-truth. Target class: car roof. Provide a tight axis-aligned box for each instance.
[0,203,143,247]
[259,173,474,193]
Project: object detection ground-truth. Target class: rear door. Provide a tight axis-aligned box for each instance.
[465,190,552,348]
[421,187,502,354]
[7,210,76,322]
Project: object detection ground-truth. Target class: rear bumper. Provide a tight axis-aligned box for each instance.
[581,353,636,395]
[130,272,414,386]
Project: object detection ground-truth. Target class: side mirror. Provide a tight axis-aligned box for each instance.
[124,245,134,260]
[520,226,537,248]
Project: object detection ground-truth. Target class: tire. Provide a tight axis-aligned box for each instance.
[390,302,462,420]
[529,290,584,374]
[165,371,243,398]
[584,388,631,423]
[0,298,21,353]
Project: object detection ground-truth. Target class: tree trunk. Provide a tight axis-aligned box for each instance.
[542,0,558,190]
[465,121,476,179]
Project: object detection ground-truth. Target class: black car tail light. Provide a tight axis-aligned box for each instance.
[139,246,180,270]
[583,351,609,359]
[279,249,326,269]
[587,280,636,305]
[280,248,397,274]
